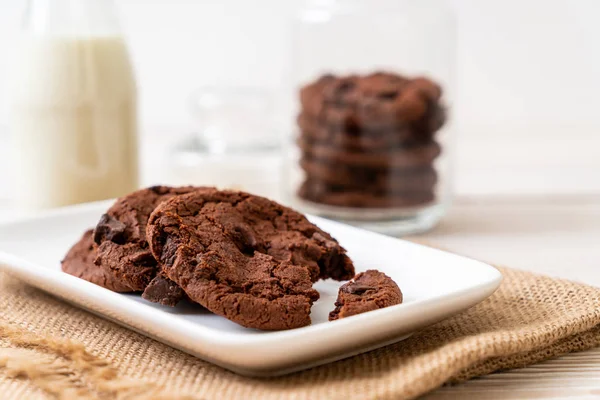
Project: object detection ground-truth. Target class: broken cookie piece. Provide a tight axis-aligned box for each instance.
[142,273,185,307]
[329,270,402,321]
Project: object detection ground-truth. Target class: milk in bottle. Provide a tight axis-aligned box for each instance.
[9,0,139,209]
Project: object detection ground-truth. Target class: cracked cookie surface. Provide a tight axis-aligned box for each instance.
[329,270,402,321]
[147,189,355,330]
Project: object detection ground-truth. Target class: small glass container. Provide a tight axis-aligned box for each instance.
[188,86,279,154]
[167,87,282,200]
[284,0,456,235]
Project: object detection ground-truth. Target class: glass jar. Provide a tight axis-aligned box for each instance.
[284,0,456,235]
[9,0,139,209]
[165,86,282,200]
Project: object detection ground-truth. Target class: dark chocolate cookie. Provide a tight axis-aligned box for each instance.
[299,180,435,209]
[299,72,445,130]
[146,189,355,330]
[299,137,441,169]
[93,186,205,304]
[297,114,434,150]
[300,159,438,192]
[329,270,403,321]
[61,230,131,292]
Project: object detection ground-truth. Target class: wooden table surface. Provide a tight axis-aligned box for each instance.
[410,195,600,400]
[1,195,599,399]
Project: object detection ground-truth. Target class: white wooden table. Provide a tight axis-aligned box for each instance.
[0,195,598,398]
[410,196,600,400]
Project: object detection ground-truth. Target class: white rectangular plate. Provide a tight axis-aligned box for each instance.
[0,201,502,377]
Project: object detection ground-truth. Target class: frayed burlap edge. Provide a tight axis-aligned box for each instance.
[0,322,197,400]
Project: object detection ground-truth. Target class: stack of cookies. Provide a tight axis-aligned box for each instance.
[297,71,446,209]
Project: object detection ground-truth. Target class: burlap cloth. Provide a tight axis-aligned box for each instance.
[1,260,600,399]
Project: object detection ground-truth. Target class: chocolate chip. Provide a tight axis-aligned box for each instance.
[343,284,376,295]
[93,214,127,245]
[337,81,354,92]
[149,185,167,195]
[230,223,260,255]
[377,90,398,100]
[160,235,178,266]
[142,273,184,307]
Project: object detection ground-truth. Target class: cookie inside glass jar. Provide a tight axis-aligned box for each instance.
[296,71,446,210]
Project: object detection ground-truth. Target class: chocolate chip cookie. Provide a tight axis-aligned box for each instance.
[147,189,355,330]
[300,159,438,192]
[329,270,403,321]
[299,180,435,209]
[299,137,441,169]
[61,230,131,292]
[297,114,434,150]
[300,72,444,130]
[93,186,205,304]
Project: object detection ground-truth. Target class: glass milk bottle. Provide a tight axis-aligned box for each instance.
[9,0,139,209]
